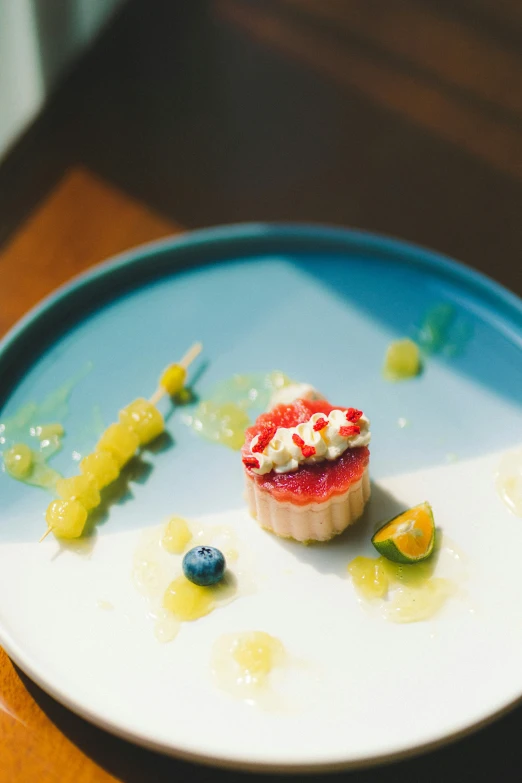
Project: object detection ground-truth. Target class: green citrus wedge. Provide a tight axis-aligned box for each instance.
[371,502,435,564]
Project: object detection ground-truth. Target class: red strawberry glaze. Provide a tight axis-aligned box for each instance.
[242,399,369,506]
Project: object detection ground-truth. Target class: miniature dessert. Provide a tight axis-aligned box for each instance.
[242,398,371,542]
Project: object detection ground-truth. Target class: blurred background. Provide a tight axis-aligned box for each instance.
[0,0,521,292]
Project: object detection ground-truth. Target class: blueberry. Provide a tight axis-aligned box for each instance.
[182,546,226,586]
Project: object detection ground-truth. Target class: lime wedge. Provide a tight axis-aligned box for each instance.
[372,502,435,564]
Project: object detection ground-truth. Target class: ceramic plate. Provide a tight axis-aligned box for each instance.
[1,225,521,771]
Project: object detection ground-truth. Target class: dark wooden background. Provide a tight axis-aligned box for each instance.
[0,1,521,780]
[1,0,521,295]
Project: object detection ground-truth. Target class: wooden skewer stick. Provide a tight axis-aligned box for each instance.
[40,342,202,542]
[149,342,202,406]
[179,341,203,370]
[39,527,52,543]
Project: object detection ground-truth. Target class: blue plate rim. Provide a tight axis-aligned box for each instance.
[1,222,521,367]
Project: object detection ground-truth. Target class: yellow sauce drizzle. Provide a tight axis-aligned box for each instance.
[0,365,91,490]
[385,578,455,623]
[163,574,235,622]
[348,540,457,623]
[188,401,250,450]
[153,609,180,643]
[185,371,292,450]
[212,631,286,704]
[495,449,522,517]
[231,632,285,684]
[161,516,193,554]
[4,442,61,489]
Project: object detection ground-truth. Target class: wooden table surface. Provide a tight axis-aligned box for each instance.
[1,1,522,781]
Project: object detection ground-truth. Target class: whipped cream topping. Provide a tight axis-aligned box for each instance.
[269,383,324,408]
[244,408,371,476]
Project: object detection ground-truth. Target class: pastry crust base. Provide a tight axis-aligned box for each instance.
[245,467,371,542]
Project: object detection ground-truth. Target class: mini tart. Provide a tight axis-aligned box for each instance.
[242,399,370,542]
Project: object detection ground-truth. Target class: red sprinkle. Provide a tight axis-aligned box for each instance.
[346,408,363,423]
[252,424,277,453]
[339,424,361,438]
[242,456,260,470]
[292,433,316,458]
[292,433,305,448]
[313,417,329,432]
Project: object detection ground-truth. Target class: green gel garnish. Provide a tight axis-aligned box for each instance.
[417,304,472,356]
[0,364,91,490]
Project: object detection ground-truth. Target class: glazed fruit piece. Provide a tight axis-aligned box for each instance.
[160,364,186,396]
[80,450,120,489]
[384,339,421,380]
[46,499,88,539]
[96,423,140,468]
[119,398,164,445]
[4,444,33,479]
[56,474,101,511]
